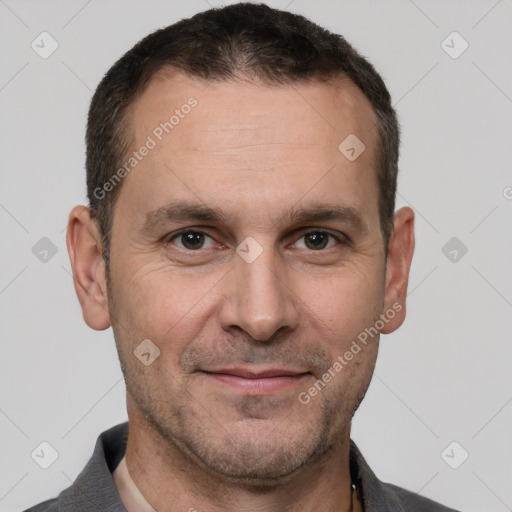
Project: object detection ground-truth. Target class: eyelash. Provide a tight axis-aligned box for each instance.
[165,228,349,251]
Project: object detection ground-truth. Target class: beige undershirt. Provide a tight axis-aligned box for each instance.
[113,456,157,512]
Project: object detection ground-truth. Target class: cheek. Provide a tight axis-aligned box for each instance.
[109,259,221,352]
[296,265,385,343]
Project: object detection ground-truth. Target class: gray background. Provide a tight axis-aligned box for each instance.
[1,0,511,510]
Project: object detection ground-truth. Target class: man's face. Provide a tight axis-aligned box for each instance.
[108,73,387,481]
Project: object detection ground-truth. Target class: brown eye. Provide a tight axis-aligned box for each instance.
[171,231,215,250]
[304,232,330,250]
[181,232,204,249]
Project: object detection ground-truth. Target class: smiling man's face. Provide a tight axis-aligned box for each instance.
[71,71,413,484]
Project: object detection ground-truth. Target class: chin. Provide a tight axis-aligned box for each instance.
[175,415,337,486]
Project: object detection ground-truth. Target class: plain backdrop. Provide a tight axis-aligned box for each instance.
[1,1,511,511]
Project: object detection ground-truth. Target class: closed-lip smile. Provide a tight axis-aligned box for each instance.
[200,367,310,394]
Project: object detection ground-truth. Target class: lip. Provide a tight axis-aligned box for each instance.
[201,368,310,395]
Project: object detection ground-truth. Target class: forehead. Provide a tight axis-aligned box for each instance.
[130,71,377,152]
[120,71,380,226]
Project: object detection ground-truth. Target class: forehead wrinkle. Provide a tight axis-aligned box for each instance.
[177,143,330,153]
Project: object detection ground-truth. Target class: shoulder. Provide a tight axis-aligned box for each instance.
[383,482,461,512]
[349,440,460,511]
[22,498,60,512]
[22,422,129,512]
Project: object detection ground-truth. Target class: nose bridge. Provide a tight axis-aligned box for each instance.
[220,240,299,341]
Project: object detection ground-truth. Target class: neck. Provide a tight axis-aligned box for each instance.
[124,395,357,512]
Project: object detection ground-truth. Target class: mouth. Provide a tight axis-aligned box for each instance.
[199,368,311,395]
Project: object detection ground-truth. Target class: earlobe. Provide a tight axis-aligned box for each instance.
[381,207,415,335]
[66,206,111,331]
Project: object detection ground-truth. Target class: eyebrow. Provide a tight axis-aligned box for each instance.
[283,204,367,234]
[142,201,226,233]
[142,200,367,235]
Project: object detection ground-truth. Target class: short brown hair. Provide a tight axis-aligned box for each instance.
[86,2,399,269]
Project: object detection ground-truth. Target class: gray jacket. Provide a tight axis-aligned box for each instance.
[23,422,460,511]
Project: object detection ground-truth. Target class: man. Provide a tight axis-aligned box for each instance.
[24,3,458,511]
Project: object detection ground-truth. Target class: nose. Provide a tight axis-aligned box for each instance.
[219,246,300,342]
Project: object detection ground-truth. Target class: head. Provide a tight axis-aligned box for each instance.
[67,3,414,485]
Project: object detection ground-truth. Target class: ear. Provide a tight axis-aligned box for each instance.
[66,206,111,330]
[381,207,415,334]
